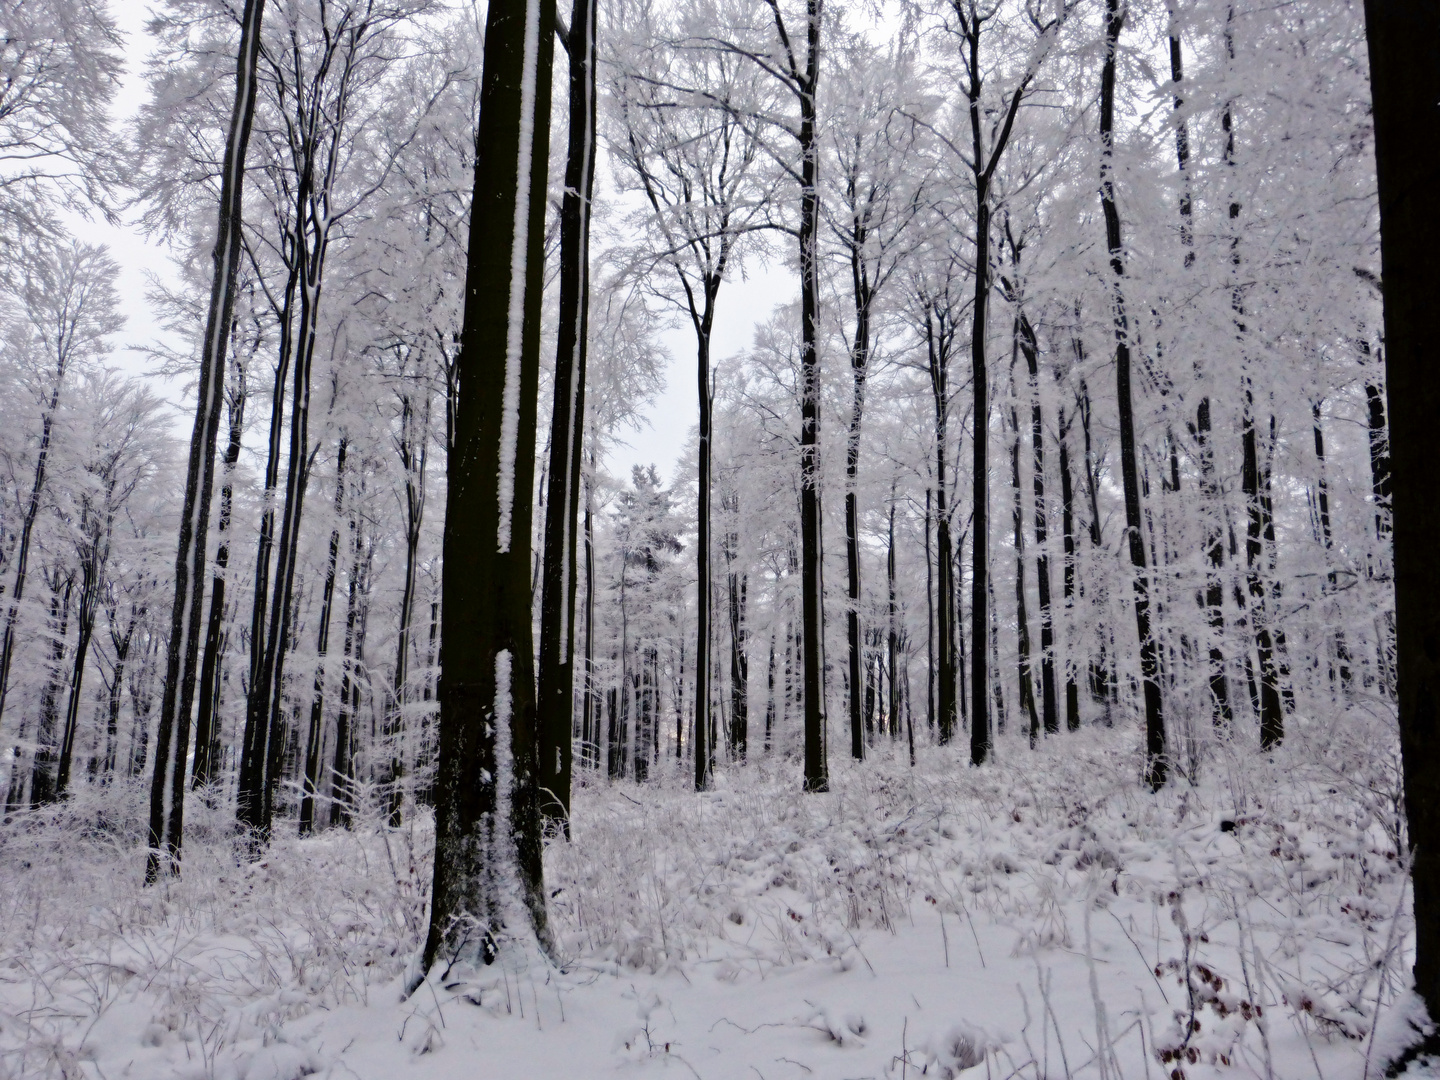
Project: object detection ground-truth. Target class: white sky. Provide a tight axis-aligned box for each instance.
[89,4,788,487]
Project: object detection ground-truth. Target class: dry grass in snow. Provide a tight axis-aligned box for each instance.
[0,712,1427,1080]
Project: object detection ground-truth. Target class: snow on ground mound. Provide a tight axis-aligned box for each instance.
[0,721,1424,1079]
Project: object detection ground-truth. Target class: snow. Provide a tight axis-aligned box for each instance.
[1,722,1431,1079]
[496,0,545,556]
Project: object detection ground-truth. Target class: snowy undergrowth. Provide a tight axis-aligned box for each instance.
[0,714,1422,1080]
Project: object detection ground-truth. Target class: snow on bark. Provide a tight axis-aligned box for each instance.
[497,0,544,555]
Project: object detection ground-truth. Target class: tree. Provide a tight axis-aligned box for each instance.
[423,0,556,971]
[939,0,1068,766]
[0,242,121,733]
[145,0,267,883]
[1097,0,1165,788]
[54,374,166,798]
[609,12,771,789]
[536,0,600,829]
[823,32,925,760]
[0,0,123,255]
[1362,0,1440,1035]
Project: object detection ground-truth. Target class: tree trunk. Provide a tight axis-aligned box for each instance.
[1008,388,1039,746]
[727,545,749,761]
[537,0,597,827]
[424,0,556,972]
[56,558,102,797]
[1057,407,1080,730]
[146,0,266,884]
[329,499,363,829]
[0,382,64,727]
[1099,0,1164,786]
[796,0,827,794]
[844,229,873,760]
[927,319,958,746]
[300,439,346,836]
[30,579,73,805]
[1019,312,1057,733]
[1362,0,1440,1023]
[193,360,246,790]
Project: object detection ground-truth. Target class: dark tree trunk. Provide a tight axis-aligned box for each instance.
[147,0,266,884]
[927,318,958,746]
[795,0,827,794]
[887,486,899,743]
[1363,0,1440,1025]
[844,220,874,761]
[56,556,102,797]
[1008,391,1039,746]
[1311,403,1352,692]
[329,500,363,829]
[423,0,555,971]
[0,382,64,727]
[387,392,430,827]
[1057,407,1080,730]
[30,579,73,805]
[300,439,346,836]
[193,360,246,790]
[537,0,597,827]
[695,330,714,790]
[584,483,598,769]
[1366,379,1392,541]
[1018,312,1057,733]
[1242,399,1283,750]
[925,487,935,733]
[1099,0,1165,787]
[727,550,749,761]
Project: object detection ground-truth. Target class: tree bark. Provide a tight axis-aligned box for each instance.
[424,0,555,971]
[537,0,597,826]
[1018,310,1057,733]
[794,0,828,794]
[1099,0,1165,787]
[192,357,246,790]
[300,438,346,836]
[1057,407,1079,730]
[1363,0,1440,1025]
[146,0,266,883]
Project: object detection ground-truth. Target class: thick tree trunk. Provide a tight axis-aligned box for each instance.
[1362,0,1440,1025]
[537,0,597,826]
[424,0,555,971]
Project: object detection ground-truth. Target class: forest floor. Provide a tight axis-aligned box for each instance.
[1,715,1433,1080]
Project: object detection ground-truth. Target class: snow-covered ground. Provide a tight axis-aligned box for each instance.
[1,718,1427,1080]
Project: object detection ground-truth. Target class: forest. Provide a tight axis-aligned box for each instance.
[1,0,1437,1077]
